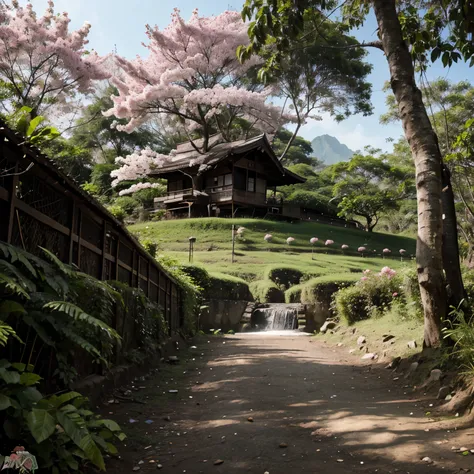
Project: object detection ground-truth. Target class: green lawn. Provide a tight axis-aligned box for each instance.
[129,218,416,281]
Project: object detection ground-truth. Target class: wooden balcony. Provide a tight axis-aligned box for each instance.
[154,188,195,204]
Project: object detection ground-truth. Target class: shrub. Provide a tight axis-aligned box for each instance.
[263,265,304,289]
[141,238,159,258]
[399,266,423,319]
[285,284,304,303]
[107,204,126,222]
[334,285,371,324]
[114,196,140,215]
[249,280,285,303]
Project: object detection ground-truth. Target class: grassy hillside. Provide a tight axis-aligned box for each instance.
[129,218,416,281]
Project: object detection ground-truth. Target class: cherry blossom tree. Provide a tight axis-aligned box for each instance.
[0,1,108,118]
[105,9,290,160]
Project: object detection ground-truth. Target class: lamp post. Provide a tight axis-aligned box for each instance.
[231,225,236,263]
[188,236,196,263]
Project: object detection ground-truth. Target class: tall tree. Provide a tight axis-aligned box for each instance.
[240,0,474,347]
[272,129,317,166]
[0,1,108,118]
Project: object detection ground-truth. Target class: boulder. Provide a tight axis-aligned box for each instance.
[357,336,367,346]
[362,353,377,360]
[320,320,337,334]
[407,340,417,349]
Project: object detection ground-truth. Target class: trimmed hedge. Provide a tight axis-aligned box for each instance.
[249,279,285,303]
[263,265,304,289]
[179,264,252,301]
[285,284,304,303]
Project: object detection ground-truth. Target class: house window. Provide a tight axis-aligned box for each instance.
[247,170,256,192]
[224,174,232,186]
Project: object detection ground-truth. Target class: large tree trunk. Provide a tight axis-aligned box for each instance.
[372,0,445,348]
[441,165,466,309]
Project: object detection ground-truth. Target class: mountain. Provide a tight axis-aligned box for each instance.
[310,134,354,165]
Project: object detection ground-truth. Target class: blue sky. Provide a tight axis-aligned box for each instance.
[31,0,474,152]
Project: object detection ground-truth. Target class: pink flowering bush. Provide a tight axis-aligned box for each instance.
[383,248,391,254]
[335,265,403,324]
[286,236,295,245]
[264,234,272,242]
[310,237,318,245]
[341,244,349,252]
[325,239,334,246]
[357,246,366,254]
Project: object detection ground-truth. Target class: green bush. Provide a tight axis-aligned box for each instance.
[263,265,304,289]
[114,196,140,215]
[285,284,304,303]
[300,274,360,305]
[179,265,252,301]
[334,285,371,324]
[107,204,126,222]
[141,238,159,258]
[249,280,285,303]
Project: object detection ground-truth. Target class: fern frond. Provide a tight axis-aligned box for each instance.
[57,325,103,360]
[43,301,120,341]
[0,260,36,293]
[0,242,37,277]
[0,322,22,346]
[0,273,30,299]
[40,247,74,277]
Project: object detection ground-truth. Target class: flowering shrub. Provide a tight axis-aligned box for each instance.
[341,244,349,250]
[264,233,273,242]
[325,239,334,246]
[335,265,402,324]
[310,237,318,245]
[236,226,245,236]
[286,237,295,245]
[383,248,391,254]
[358,246,366,253]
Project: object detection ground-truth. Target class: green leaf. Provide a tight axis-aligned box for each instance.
[0,300,26,315]
[26,116,46,137]
[26,409,56,443]
[19,372,42,386]
[0,368,20,384]
[0,274,30,299]
[56,410,105,470]
[106,442,118,455]
[0,360,11,369]
[11,362,34,372]
[116,432,126,442]
[40,247,73,276]
[56,391,82,407]
[0,393,12,410]
[16,387,43,406]
[94,418,121,432]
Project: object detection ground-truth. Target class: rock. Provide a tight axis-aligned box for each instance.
[279,443,288,448]
[133,467,140,472]
[214,460,224,465]
[383,335,395,343]
[320,320,337,333]
[421,457,433,464]
[357,336,366,346]
[157,465,163,469]
[407,340,417,349]
[429,369,442,382]
[167,356,179,364]
[247,416,254,422]
[337,343,343,347]
[385,357,401,370]
[362,353,377,360]
[404,362,419,378]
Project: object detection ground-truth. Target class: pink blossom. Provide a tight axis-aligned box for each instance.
[264,233,272,242]
[341,244,349,249]
[361,276,368,281]
[382,248,391,254]
[399,249,406,255]
[325,239,334,246]
[286,237,295,244]
[358,246,366,253]
[310,237,318,245]
[392,292,398,297]
[0,2,109,117]
[380,266,397,279]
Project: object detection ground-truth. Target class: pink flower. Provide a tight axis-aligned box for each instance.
[363,269,371,274]
[310,237,318,245]
[358,246,366,253]
[286,237,295,244]
[380,266,397,278]
[325,239,334,246]
[383,248,391,254]
[399,249,406,255]
[361,276,368,281]
[341,244,349,249]
[264,233,272,242]
[392,292,398,297]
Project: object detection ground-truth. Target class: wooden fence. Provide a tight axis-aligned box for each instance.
[0,121,182,335]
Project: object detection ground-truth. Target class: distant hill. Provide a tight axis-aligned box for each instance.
[311,134,354,165]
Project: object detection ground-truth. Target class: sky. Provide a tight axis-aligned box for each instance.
[30,0,474,153]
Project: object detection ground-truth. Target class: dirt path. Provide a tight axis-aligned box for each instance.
[105,333,474,473]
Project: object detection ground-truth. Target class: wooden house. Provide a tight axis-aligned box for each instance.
[151,134,307,219]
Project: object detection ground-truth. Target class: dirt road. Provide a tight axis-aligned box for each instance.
[106,333,474,473]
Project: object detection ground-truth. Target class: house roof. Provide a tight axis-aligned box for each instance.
[149,134,306,186]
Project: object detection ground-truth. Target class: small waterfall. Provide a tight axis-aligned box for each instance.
[252,305,298,331]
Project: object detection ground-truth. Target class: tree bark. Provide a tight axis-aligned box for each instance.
[441,165,466,309]
[372,0,445,348]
